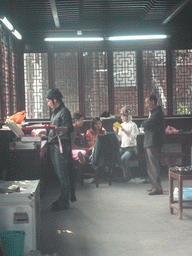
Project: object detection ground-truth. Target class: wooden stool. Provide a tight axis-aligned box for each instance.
[169,169,192,219]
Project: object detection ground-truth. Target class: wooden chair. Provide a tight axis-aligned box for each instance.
[79,156,112,187]
[90,133,121,187]
[80,163,98,186]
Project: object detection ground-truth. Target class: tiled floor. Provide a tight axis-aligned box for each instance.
[38,174,192,256]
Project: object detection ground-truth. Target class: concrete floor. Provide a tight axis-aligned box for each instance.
[38,174,192,256]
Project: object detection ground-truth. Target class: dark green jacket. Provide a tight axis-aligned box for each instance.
[143,106,165,148]
[48,102,73,143]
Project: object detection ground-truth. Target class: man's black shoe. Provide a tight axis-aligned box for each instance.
[148,190,163,195]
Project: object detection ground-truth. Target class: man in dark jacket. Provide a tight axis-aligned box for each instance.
[143,94,165,195]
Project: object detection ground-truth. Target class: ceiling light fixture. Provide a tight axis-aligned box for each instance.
[12,29,22,40]
[44,37,104,42]
[44,34,168,42]
[108,35,168,41]
[0,16,22,40]
[0,17,13,30]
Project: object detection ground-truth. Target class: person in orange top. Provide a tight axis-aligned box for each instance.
[78,117,107,164]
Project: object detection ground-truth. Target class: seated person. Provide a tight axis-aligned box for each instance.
[71,113,88,162]
[113,106,138,181]
[78,117,107,165]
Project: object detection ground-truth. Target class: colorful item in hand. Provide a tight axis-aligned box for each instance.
[113,122,123,129]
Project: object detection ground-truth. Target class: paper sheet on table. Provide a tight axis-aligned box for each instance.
[5,120,24,138]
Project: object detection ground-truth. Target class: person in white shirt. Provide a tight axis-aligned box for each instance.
[113,106,138,181]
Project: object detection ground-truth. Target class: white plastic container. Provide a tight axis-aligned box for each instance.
[0,180,40,255]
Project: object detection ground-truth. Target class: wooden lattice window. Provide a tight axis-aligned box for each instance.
[113,51,138,116]
[0,30,19,122]
[172,49,192,115]
[9,39,17,115]
[24,53,50,119]
[82,51,108,118]
[53,52,79,115]
[142,50,167,116]
[0,30,10,120]
[0,31,2,120]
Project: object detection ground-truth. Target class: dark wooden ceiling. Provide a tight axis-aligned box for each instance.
[0,0,192,42]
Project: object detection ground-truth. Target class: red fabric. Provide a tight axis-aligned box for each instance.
[8,110,26,124]
[86,128,107,150]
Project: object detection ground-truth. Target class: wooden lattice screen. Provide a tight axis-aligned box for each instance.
[53,52,79,115]
[142,50,167,116]
[172,50,192,115]
[82,51,108,118]
[24,53,50,119]
[0,29,18,122]
[9,38,17,115]
[113,51,138,116]
[0,30,10,120]
[21,49,192,119]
